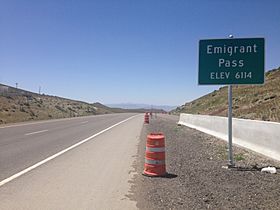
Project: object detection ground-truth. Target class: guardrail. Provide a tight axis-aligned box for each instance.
[178,113,280,161]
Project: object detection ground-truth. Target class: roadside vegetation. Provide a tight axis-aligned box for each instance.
[175,67,280,122]
[0,90,113,124]
[0,84,165,124]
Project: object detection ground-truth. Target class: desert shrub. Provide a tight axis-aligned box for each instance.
[68,107,75,112]
[20,107,26,112]
[30,110,35,116]
[55,105,66,112]
[5,96,13,99]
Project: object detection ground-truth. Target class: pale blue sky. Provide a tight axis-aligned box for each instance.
[1,0,279,106]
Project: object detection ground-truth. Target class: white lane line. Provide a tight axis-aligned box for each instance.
[0,114,96,129]
[79,121,88,124]
[25,130,49,136]
[0,118,73,129]
[0,114,139,187]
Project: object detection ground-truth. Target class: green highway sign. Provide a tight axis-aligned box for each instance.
[198,38,265,85]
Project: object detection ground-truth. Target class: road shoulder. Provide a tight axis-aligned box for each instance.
[131,114,280,209]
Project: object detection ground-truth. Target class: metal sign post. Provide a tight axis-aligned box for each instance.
[228,84,233,166]
[228,35,234,167]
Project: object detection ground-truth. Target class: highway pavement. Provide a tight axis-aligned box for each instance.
[0,113,142,209]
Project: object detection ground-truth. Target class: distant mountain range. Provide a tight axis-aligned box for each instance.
[106,103,177,112]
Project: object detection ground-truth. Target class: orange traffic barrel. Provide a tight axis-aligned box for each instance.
[144,113,149,124]
[143,133,167,177]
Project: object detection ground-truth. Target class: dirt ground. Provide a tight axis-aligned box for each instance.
[129,114,280,210]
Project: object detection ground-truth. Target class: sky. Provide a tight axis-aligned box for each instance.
[1,0,280,106]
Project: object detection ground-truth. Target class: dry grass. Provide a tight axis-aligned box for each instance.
[0,93,114,124]
[176,67,280,122]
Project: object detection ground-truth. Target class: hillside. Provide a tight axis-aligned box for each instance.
[175,67,280,122]
[0,84,116,124]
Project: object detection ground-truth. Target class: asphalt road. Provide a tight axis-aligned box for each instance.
[0,113,136,181]
[0,113,142,209]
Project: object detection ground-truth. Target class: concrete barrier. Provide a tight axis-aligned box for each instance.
[178,113,280,161]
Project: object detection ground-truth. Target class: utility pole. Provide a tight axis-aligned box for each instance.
[15,83,18,89]
[39,86,41,95]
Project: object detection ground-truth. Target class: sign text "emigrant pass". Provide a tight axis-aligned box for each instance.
[199,38,264,85]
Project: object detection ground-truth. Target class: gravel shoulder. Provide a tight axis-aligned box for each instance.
[130,114,280,210]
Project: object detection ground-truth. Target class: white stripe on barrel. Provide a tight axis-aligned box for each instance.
[145,159,165,165]
[146,146,165,152]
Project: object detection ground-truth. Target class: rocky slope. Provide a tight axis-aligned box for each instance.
[175,67,280,122]
[0,84,115,124]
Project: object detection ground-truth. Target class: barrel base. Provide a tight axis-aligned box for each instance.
[142,171,167,177]
[143,163,167,177]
